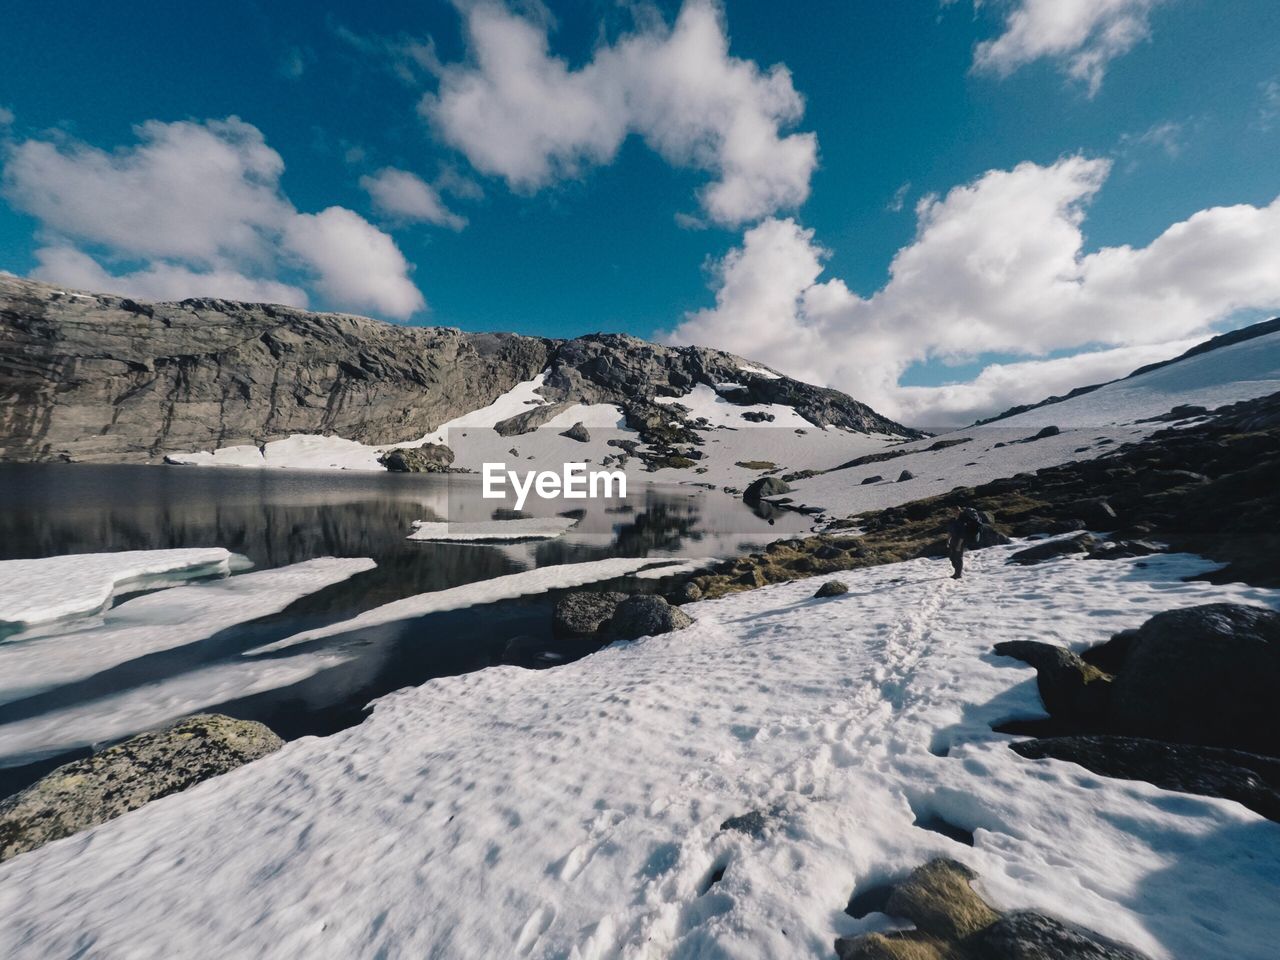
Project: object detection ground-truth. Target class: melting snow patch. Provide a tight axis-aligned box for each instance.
[406,517,579,542]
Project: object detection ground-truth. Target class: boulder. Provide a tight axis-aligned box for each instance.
[814,580,849,598]
[0,714,282,863]
[561,421,591,443]
[861,475,883,485]
[1023,425,1061,442]
[719,810,769,838]
[607,595,694,641]
[971,911,1149,959]
[1006,534,1099,565]
[1010,735,1280,822]
[1085,539,1165,561]
[994,640,1112,726]
[1065,498,1119,531]
[552,591,627,638]
[378,442,455,473]
[884,859,999,941]
[743,476,791,503]
[493,402,575,437]
[1107,603,1280,754]
[667,580,703,604]
[897,470,914,482]
[740,410,775,423]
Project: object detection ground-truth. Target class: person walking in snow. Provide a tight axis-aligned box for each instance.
[946,507,983,580]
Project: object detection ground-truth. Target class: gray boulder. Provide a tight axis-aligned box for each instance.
[743,476,791,503]
[607,595,694,641]
[971,910,1148,959]
[1007,533,1100,565]
[861,475,883,485]
[493,402,574,437]
[1107,603,1280,754]
[814,580,849,598]
[552,591,626,638]
[560,421,591,442]
[378,442,455,473]
[994,641,1112,727]
[0,714,282,863]
[897,470,914,482]
[1011,735,1280,822]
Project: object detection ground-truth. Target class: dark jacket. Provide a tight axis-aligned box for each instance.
[947,511,983,549]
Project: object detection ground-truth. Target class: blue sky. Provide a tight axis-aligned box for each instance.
[1,1,1278,426]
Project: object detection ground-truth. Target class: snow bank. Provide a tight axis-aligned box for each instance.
[0,549,235,632]
[0,558,375,708]
[249,556,688,654]
[406,517,579,542]
[1,545,1276,959]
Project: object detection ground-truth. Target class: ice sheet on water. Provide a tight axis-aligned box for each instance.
[0,557,376,708]
[406,517,579,542]
[0,548,236,633]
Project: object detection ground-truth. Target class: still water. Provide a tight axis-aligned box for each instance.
[0,464,812,797]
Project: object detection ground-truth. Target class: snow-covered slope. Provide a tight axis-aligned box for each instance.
[1,543,1276,959]
[784,326,1280,518]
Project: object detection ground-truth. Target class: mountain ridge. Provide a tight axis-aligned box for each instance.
[0,276,917,464]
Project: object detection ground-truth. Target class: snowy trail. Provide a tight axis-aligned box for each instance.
[0,545,1277,959]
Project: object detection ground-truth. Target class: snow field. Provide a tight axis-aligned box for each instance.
[407,517,580,542]
[0,544,1276,958]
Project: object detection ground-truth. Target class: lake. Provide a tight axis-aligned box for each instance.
[0,463,813,798]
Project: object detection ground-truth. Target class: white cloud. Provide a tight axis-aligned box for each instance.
[421,0,816,226]
[360,167,466,230]
[0,106,13,127]
[887,181,912,213]
[666,156,1280,426]
[283,207,425,317]
[2,118,424,318]
[31,246,309,307]
[1256,77,1280,131]
[969,0,1170,95]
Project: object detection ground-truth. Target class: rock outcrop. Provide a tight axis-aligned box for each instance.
[0,277,917,463]
[378,442,455,473]
[0,714,282,863]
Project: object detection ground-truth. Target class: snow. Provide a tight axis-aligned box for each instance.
[1,544,1276,959]
[249,556,691,654]
[407,517,580,542]
[166,435,388,471]
[995,329,1280,430]
[0,548,235,632]
[0,558,376,709]
[737,363,781,379]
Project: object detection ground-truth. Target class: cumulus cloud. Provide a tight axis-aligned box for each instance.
[968,0,1170,95]
[421,0,816,226]
[666,156,1280,426]
[31,246,309,306]
[283,207,425,316]
[2,118,424,318]
[360,167,467,230]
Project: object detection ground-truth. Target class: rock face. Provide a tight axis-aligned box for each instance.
[0,277,917,463]
[0,714,282,863]
[378,442,455,473]
[552,591,627,638]
[835,859,1148,960]
[1106,603,1280,755]
[607,595,694,641]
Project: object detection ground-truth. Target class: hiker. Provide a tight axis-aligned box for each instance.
[946,507,983,580]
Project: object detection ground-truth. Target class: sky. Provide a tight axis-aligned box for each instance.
[1,0,1278,428]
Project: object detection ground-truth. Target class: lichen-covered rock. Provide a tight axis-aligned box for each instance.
[884,859,999,941]
[0,714,282,863]
[607,595,694,641]
[814,580,849,598]
[552,591,627,638]
[378,442,455,473]
[743,476,791,503]
[994,640,1112,727]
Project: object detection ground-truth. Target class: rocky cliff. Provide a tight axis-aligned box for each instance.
[0,276,915,463]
